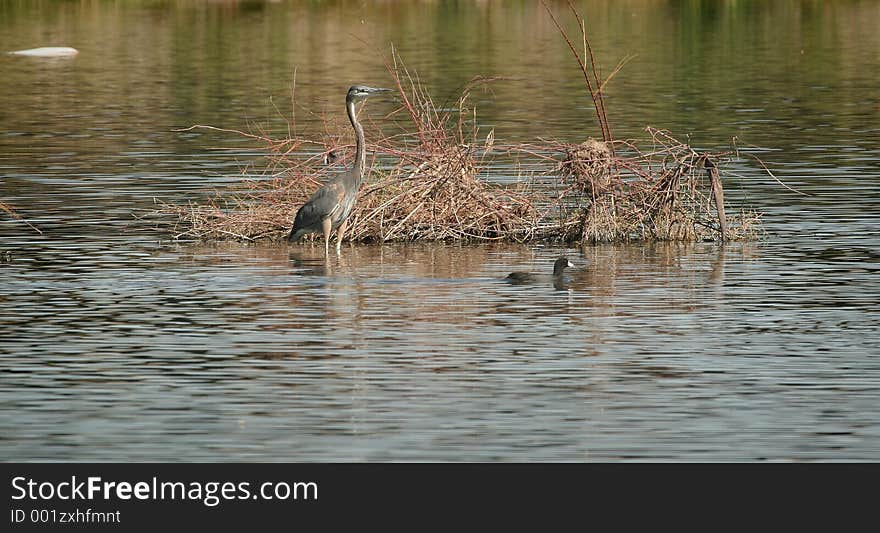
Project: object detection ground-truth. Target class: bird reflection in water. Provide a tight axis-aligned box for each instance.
[289,252,334,277]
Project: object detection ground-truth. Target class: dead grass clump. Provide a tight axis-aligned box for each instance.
[350,146,540,242]
[534,0,763,243]
[340,54,545,242]
[153,138,332,241]
[550,128,763,243]
[561,138,613,196]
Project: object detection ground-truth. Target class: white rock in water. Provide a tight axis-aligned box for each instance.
[8,47,79,57]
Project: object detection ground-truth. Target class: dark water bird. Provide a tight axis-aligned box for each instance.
[287,85,390,254]
[506,256,576,284]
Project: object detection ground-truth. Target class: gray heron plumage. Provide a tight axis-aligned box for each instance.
[287,85,390,254]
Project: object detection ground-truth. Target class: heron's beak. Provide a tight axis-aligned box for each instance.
[365,87,392,94]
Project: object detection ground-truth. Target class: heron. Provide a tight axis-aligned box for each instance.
[287,85,390,254]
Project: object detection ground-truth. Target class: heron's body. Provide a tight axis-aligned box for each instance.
[288,173,358,242]
[288,85,388,254]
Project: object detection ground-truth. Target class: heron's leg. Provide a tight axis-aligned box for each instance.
[335,219,349,254]
[322,217,332,255]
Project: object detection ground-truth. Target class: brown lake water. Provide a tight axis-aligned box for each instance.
[1,0,879,461]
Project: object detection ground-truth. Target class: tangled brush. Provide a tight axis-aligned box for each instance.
[149,5,767,245]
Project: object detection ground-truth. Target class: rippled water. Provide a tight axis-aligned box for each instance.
[1,1,879,461]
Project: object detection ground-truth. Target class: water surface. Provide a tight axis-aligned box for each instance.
[1,0,879,461]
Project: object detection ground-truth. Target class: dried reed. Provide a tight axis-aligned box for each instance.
[1,200,42,234]
[533,128,763,243]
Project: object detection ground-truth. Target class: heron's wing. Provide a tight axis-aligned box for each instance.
[292,180,344,232]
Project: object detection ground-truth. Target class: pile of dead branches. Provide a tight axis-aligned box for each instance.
[156,54,548,243]
[152,3,764,245]
[536,128,762,243]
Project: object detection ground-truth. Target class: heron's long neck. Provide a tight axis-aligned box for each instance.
[346,99,366,186]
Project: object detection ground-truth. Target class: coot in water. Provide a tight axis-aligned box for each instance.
[506,256,575,284]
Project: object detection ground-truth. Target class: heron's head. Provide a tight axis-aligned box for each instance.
[347,85,391,103]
